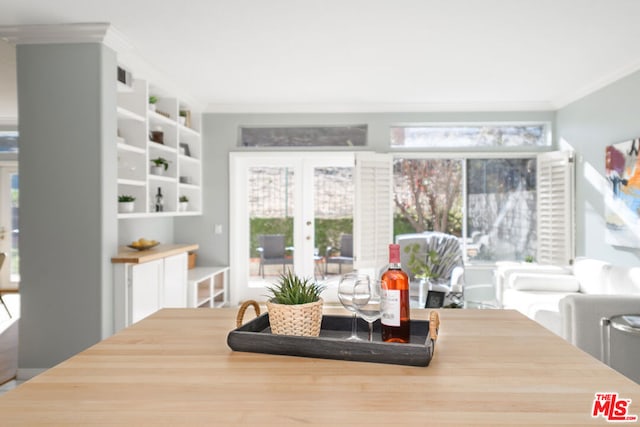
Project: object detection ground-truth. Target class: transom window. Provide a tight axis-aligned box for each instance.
[240,125,367,147]
[390,123,550,148]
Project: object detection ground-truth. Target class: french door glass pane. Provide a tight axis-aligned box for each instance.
[466,159,537,262]
[248,167,294,279]
[315,167,354,277]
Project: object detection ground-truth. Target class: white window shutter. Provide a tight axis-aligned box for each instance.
[537,151,574,265]
[353,153,393,271]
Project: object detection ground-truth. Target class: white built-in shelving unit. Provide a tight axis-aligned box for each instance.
[116,76,202,218]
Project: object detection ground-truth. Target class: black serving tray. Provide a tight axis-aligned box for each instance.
[227,313,437,367]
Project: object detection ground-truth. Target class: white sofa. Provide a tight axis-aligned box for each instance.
[496,258,640,360]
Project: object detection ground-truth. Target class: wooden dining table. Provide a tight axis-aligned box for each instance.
[1,307,639,425]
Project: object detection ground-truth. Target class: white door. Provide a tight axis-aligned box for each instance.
[0,164,18,290]
[230,152,355,303]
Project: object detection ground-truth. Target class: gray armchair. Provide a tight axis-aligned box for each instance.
[325,234,353,275]
[256,234,293,278]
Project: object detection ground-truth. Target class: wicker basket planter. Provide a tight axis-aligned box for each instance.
[266,298,323,337]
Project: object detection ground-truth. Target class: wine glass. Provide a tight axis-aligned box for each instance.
[353,279,382,341]
[337,273,370,341]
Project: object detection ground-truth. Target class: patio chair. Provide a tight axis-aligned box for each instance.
[257,234,293,278]
[325,234,354,275]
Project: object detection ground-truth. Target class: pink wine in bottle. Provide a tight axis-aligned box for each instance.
[381,244,410,343]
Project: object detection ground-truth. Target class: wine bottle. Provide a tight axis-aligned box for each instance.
[381,243,411,343]
[155,187,164,212]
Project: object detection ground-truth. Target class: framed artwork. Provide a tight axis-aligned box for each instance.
[605,138,640,248]
[179,143,191,157]
[424,290,446,308]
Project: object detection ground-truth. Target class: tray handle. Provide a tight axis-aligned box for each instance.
[429,310,440,342]
[236,300,261,328]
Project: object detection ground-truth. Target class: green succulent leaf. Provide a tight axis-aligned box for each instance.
[265,270,324,305]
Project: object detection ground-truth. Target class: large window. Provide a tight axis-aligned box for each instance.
[393,157,538,264]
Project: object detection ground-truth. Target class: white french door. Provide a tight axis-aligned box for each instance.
[230,152,355,304]
[0,163,19,290]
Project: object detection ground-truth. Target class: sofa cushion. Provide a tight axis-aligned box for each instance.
[508,273,580,292]
[605,266,640,295]
[572,258,611,294]
[502,289,576,320]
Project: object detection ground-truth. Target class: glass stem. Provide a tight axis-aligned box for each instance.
[351,313,358,338]
[368,322,373,341]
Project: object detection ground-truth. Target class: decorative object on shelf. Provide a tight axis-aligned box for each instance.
[148,96,158,112]
[179,110,187,126]
[179,176,192,184]
[265,271,324,337]
[149,128,164,144]
[117,66,133,88]
[179,195,189,212]
[127,237,159,251]
[155,187,164,212]
[156,110,170,119]
[187,251,197,269]
[118,195,136,213]
[182,110,192,128]
[150,157,170,175]
[179,142,191,157]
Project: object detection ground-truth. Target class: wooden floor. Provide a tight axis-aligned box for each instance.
[0,293,19,387]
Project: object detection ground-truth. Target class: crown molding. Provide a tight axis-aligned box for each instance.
[553,60,640,109]
[0,23,132,53]
[203,100,556,114]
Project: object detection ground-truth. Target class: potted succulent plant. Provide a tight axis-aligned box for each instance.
[178,110,187,126]
[118,194,136,213]
[179,195,189,212]
[150,157,170,175]
[265,271,325,337]
[148,96,158,112]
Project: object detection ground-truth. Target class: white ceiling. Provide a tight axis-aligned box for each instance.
[1,0,640,119]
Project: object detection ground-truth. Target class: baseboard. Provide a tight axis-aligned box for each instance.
[16,368,45,381]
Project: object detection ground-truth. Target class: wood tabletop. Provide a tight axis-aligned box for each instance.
[1,308,639,425]
[111,243,198,264]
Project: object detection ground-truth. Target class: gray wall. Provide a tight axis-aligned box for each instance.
[17,43,118,370]
[178,111,555,285]
[557,71,640,265]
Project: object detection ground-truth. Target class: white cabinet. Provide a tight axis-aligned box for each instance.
[113,250,190,331]
[162,253,188,308]
[129,259,163,324]
[116,73,202,218]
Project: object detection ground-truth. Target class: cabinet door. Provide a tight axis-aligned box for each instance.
[163,253,187,308]
[130,259,163,324]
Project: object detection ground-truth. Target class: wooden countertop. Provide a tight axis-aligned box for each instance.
[111,243,198,264]
[1,308,639,425]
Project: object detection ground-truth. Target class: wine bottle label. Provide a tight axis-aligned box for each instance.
[381,288,401,327]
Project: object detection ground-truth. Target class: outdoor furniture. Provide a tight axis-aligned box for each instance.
[256,234,293,278]
[325,234,353,275]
